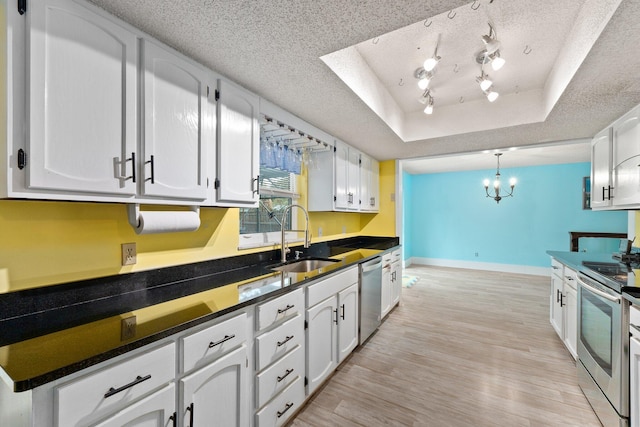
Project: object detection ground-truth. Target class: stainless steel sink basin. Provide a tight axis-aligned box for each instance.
[270,258,340,273]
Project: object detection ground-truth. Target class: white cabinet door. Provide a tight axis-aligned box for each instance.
[92,384,176,427]
[216,79,260,206]
[140,40,211,201]
[391,260,401,307]
[347,148,360,210]
[381,264,392,318]
[334,141,349,210]
[306,295,337,395]
[612,105,640,206]
[631,334,640,427]
[337,283,358,364]
[359,154,379,212]
[563,283,577,359]
[591,127,613,209]
[550,275,564,339]
[180,345,248,427]
[369,159,380,211]
[27,0,137,195]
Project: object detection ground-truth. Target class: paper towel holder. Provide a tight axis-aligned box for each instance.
[127,204,200,229]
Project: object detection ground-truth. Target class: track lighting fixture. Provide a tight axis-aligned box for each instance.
[481,24,501,55]
[476,23,506,72]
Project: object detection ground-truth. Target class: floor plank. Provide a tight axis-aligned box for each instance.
[288,266,602,427]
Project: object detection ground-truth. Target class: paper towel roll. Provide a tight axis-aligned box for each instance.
[133,210,201,235]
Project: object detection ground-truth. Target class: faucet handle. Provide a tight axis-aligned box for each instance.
[295,250,303,260]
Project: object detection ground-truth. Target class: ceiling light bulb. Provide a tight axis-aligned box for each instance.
[509,177,517,186]
[486,90,499,102]
[423,56,439,72]
[491,55,505,71]
[493,179,500,189]
[424,103,434,115]
[483,179,490,188]
[418,76,430,90]
[479,78,492,91]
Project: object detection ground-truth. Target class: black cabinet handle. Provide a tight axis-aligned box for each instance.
[340,304,345,320]
[169,412,177,427]
[560,293,565,308]
[333,308,339,325]
[277,304,295,314]
[145,155,155,184]
[556,289,560,303]
[186,402,194,427]
[277,368,294,382]
[209,334,235,348]
[104,374,151,398]
[131,152,136,183]
[253,175,260,195]
[277,402,294,418]
[277,335,294,347]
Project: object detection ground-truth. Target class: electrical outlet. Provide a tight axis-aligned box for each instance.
[121,243,137,266]
[121,316,136,341]
[318,227,323,237]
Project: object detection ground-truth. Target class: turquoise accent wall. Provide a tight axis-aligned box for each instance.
[404,162,628,267]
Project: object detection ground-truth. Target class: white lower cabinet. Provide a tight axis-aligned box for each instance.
[549,258,577,359]
[381,253,392,318]
[306,267,359,395]
[180,345,248,427]
[390,249,402,309]
[253,288,305,426]
[92,383,176,427]
[337,283,359,363]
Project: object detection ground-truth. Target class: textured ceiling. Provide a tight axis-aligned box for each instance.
[87,0,640,169]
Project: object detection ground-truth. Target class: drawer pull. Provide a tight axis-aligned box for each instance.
[104,374,151,398]
[340,304,345,320]
[277,335,294,347]
[169,412,177,427]
[277,402,294,418]
[277,304,295,314]
[209,334,235,348]
[277,368,294,383]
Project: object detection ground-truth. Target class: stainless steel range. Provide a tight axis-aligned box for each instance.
[578,261,631,427]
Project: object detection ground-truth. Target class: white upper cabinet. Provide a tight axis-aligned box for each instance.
[27,0,137,196]
[611,104,640,206]
[140,40,211,201]
[360,153,379,212]
[591,127,613,209]
[591,103,640,210]
[308,139,374,212]
[216,79,260,206]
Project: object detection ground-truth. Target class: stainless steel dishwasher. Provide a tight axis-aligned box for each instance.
[359,256,382,344]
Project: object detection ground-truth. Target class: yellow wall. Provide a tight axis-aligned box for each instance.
[0,161,396,293]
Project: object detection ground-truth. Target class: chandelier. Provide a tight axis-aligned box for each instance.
[483,153,516,203]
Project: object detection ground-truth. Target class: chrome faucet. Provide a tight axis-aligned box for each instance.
[281,204,310,262]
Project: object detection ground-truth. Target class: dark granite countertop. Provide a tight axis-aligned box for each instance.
[0,236,399,392]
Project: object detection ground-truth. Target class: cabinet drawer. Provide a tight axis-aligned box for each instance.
[55,342,175,427]
[255,376,305,427]
[564,266,578,290]
[255,314,303,371]
[256,288,304,332]
[551,258,564,278]
[306,267,358,308]
[256,344,304,409]
[182,312,247,372]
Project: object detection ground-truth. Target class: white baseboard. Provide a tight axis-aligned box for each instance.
[406,257,550,277]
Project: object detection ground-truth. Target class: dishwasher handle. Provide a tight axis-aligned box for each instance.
[361,257,382,273]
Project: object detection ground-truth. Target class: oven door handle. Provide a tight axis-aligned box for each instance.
[578,277,621,304]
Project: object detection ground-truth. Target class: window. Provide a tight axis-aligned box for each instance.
[238,167,299,248]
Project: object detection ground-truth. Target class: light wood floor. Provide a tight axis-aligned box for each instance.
[288,265,602,427]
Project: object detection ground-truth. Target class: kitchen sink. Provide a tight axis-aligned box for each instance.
[270,257,340,273]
